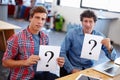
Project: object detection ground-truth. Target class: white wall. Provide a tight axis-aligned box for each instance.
[51,0,120,45]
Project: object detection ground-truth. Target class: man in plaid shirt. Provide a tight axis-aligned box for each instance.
[2,6,64,80]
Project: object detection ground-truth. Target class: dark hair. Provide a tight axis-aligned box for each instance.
[30,6,48,17]
[80,10,97,22]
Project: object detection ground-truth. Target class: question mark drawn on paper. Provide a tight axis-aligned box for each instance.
[89,39,97,55]
[45,51,54,67]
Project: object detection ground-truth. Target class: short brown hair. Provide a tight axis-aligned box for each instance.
[80,10,97,22]
[30,6,48,17]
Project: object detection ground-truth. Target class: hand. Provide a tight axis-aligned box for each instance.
[101,38,113,52]
[57,57,65,67]
[25,55,40,66]
[71,69,81,73]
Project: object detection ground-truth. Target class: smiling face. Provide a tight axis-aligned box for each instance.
[80,10,97,34]
[81,17,95,34]
[29,12,47,34]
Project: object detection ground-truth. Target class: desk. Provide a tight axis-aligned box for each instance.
[56,68,120,80]
[0,20,21,51]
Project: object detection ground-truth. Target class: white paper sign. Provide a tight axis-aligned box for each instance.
[81,34,103,60]
[36,45,60,76]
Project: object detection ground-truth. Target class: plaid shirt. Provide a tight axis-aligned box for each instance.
[2,27,49,80]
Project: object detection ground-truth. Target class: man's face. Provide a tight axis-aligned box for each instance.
[29,12,47,33]
[81,17,95,34]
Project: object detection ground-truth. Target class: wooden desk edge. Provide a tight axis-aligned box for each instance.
[0,20,21,30]
[56,68,120,80]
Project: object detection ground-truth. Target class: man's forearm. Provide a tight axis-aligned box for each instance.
[2,59,28,68]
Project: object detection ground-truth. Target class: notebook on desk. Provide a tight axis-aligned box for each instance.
[93,61,120,77]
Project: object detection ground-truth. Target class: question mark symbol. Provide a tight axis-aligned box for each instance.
[89,39,97,55]
[45,51,54,67]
